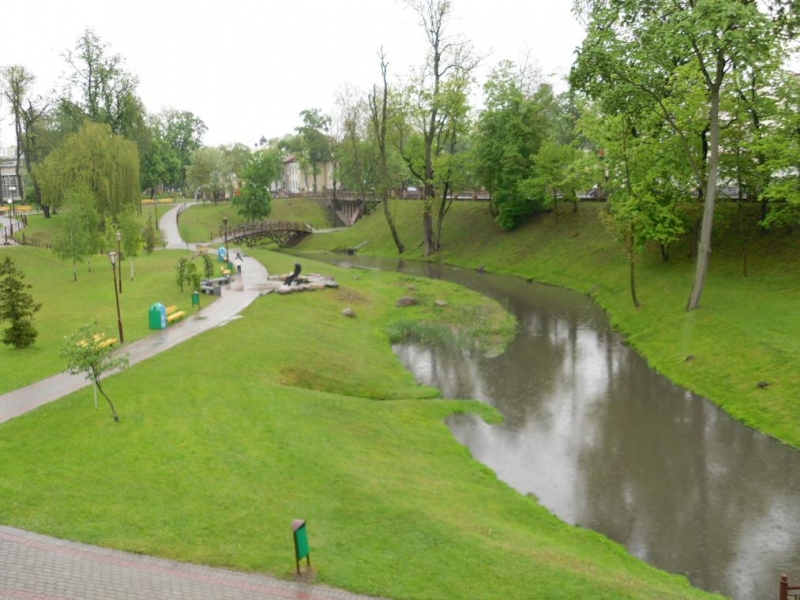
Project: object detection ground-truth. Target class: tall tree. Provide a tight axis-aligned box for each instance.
[53,186,101,281]
[1,66,52,214]
[336,84,373,198]
[401,0,477,255]
[295,108,332,193]
[369,49,405,254]
[35,121,140,221]
[161,109,206,189]
[754,72,800,228]
[57,29,146,141]
[571,0,781,311]
[140,119,179,200]
[473,60,554,230]
[186,146,231,202]
[234,148,283,222]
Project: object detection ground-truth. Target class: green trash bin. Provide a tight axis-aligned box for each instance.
[191,291,200,307]
[149,303,167,330]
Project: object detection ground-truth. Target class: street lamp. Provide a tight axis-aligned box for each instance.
[8,186,15,235]
[153,195,158,231]
[5,199,11,242]
[116,230,123,294]
[222,216,229,264]
[108,251,124,343]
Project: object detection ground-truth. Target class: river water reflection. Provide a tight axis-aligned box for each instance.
[305,255,800,599]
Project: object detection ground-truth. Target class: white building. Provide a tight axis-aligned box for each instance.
[282,155,334,195]
[0,156,22,204]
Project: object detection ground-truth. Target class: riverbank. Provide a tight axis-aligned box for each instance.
[295,201,800,451]
[0,244,720,599]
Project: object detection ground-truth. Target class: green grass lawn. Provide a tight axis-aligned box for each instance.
[14,199,179,248]
[0,246,718,599]
[296,199,800,451]
[0,246,221,394]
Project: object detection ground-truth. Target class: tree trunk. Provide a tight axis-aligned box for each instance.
[371,51,404,255]
[95,381,120,422]
[423,203,435,256]
[384,198,405,254]
[686,84,721,312]
[628,231,640,308]
[738,202,750,278]
[434,187,453,251]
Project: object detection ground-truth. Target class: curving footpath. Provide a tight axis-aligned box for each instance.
[0,205,384,600]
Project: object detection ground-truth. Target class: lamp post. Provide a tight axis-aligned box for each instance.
[153,189,158,231]
[108,251,124,343]
[222,216,229,263]
[116,230,123,294]
[5,199,11,242]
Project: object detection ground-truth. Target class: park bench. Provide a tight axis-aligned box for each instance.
[166,305,186,323]
[78,333,117,349]
[200,274,230,295]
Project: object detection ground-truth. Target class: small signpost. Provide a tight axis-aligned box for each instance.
[292,519,311,575]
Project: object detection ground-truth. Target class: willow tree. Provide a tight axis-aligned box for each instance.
[35,121,140,221]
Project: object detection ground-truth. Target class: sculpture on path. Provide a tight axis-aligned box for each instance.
[285,263,302,286]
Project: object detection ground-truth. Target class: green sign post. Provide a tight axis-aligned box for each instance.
[292,519,310,574]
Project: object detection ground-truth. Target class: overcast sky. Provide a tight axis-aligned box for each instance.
[0,0,586,148]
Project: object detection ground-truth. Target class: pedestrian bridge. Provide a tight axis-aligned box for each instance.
[223,221,313,247]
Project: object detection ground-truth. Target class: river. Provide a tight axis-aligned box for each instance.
[301,254,800,600]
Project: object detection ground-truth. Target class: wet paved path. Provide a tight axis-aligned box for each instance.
[0,205,385,600]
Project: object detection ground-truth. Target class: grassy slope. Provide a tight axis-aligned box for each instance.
[0,250,718,599]
[296,200,800,450]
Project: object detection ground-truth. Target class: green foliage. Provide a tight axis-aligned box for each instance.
[118,207,144,259]
[142,109,206,192]
[35,121,140,220]
[53,186,101,280]
[232,148,281,222]
[142,214,165,254]
[474,61,555,230]
[185,146,231,201]
[295,108,332,192]
[184,261,200,292]
[201,253,214,278]
[175,257,189,292]
[753,72,800,227]
[57,29,146,141]
[0,256,42,349]
[59,321,129,422]
[570,0,784,310]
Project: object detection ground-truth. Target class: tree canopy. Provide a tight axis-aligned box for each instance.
[36,121,140,221]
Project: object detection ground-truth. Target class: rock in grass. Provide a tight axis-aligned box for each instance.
[342,307,356,318]
[396,296,418,307]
